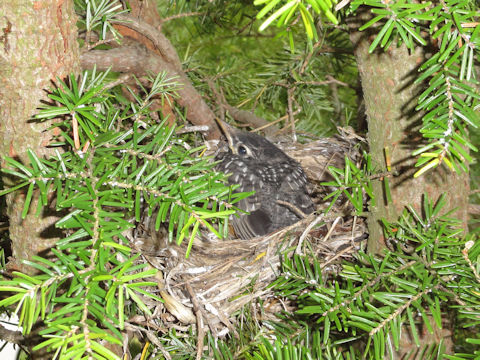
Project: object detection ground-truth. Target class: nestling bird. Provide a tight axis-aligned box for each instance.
[216,121,314,240]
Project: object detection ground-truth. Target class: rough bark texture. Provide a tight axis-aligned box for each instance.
[0,1,80,269]
[349,16,463,359]
[349,31,469,255]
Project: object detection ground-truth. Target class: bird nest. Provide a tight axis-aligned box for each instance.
[132,131,367,337]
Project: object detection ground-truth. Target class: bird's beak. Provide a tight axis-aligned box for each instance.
[215,119,236,152]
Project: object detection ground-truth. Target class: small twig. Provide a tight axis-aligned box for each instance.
[322,216,341,243]
[145,331,172,360]
[287,86,296,141]
[186,283,205,360]
[205,77,226,121]
[72,112,80,150]
[335,0,351,11]
[103,73,132,91]
[86,37,117,51]
[370,285,438,336]
[351,215,357,245]
[296,214,325,255]
[368,171,395,180]
[294,78,349,88]
[300,39,324,74]
[203,303,237,338]
[176,126,210,134]
[160,12,205,25]
[322,260,417,317]
[276,200,308,219]
[273,116,301,136]
[251,109,301,133]
[461,22,479,28]
[81,140,90,153]
[320,245,354,269]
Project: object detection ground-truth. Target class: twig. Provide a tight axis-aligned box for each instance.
[322,216,341,243]
[320,245,354,269]
[335,0,351,10]
[276,200,308,219]
[145,331,172,360]
[72,113,80,150]
[322,260,417,317]
[294,78,349,88]
[273,116,301,136]
[160,12,205,24]
[86,38,118,51]
[296,214,325,255]
[103,73,132,91]
[370,285,438,336]
[351,215,357,245]
[186,283,205,360]
[300,39,323,75]
[203,302,237,338]
[176,126,210,134]
[251,109,301,134]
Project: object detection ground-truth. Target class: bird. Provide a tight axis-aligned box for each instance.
[215,121,314,240]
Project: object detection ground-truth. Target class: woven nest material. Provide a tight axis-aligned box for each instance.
[132,131,367,337]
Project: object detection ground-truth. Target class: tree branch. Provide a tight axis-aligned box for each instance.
[80,45,221,139]
[113,14,183,72]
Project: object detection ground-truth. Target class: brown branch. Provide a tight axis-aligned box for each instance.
[276,200,308,219]
[186,283,205,360]
[80,45,221,139]
[113,14,183,72]
[287,86,297,140]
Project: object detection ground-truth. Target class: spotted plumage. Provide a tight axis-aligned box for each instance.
[216,122,314,239]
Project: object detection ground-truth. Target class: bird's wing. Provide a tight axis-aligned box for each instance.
[229,169,271,240]
[258,161,308,191]
[218,157,263,212]
[262,161,314,217]
[232,208,272,240]
[218,157,275,239]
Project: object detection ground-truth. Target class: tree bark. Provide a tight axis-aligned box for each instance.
[0,1,80,270]
[349,14,463,359]
[349,30,469,255]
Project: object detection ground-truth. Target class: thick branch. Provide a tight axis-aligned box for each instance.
[113,14,183,72]
[81,46,220,139]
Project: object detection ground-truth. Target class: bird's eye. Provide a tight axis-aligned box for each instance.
[237,145,248,156]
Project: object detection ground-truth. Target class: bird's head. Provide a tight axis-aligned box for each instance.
[216,120,290,162]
